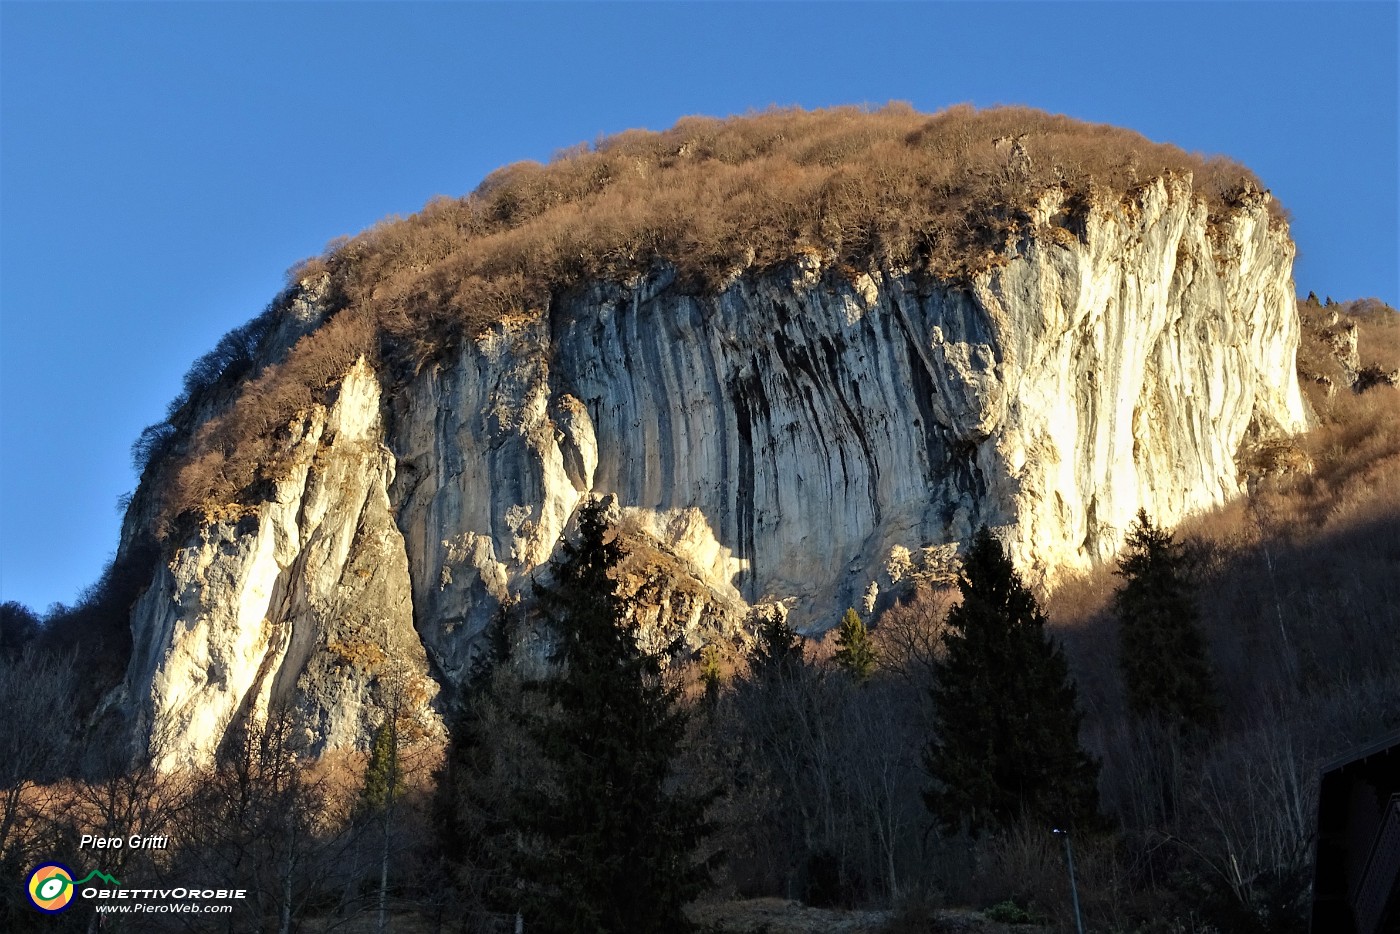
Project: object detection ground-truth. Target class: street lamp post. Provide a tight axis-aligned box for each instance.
[1053,828,1085,934]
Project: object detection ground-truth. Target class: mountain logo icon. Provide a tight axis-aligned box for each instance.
[26,863,122,913]
[26,863,76,913]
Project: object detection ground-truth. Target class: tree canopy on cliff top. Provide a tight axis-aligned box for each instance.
[147,104,1281,534]
[308,103,1279,346]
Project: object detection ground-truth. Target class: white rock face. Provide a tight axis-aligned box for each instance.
[120,174,1307,763]
[121,361,437,770]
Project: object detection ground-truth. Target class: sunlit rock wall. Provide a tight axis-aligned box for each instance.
[119,174,1307,766]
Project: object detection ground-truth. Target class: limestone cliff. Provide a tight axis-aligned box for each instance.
[116,362,438,770]
[110,133,1307,768]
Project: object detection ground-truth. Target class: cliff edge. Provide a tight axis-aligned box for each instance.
[106,106,1308,767]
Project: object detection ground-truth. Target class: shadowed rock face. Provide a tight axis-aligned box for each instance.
[119,173,1307,767]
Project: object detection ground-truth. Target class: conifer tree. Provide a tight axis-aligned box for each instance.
[749,610,804,683]
[833,608,877,681]
[923,527,1101,835]
[435,600,520,921]
[1113,510,1220,733]
[510,499,714,933]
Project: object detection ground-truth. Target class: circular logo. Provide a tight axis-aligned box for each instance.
[27,863,76,913]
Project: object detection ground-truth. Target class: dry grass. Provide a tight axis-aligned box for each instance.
[152,306,377,537]
[1048,299,1400,625]
[687,897,892,933]
[318,103,1280,363]
[1039,303,1399,909]
[685,897,1032,934]
[868,303,1399,930]
[143,103,1280,533]
[1256,299,1400,542]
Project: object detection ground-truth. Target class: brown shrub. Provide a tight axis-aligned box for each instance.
[155,307,377,530]
[317,102,1280,356]
[149,104,1284,534]
[870,584,956,686]
[1035,306,1399,930]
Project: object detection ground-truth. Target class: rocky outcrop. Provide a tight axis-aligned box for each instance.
[118,362,437,770]
[1298,302,1400,397]
[118,172,1308,766]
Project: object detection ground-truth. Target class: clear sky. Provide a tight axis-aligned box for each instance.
[1,2,1396,612]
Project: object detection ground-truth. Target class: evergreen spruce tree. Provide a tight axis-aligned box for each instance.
[749,610,804,683]
[435,600,520,922]
[434,699,493,917]
[511,499,714,934]
[738,611,820,895]
[475,597,515,683]
[923,527,1101,835]
[1113,510,1220,733]
[833,608,877,681]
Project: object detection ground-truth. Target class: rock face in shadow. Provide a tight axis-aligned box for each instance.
[118,174,1307,766]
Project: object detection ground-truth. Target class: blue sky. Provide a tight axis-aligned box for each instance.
[2,2,1396,612]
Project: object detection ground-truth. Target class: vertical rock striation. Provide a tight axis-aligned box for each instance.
[119,173,1307,766]
[119,362,436,769]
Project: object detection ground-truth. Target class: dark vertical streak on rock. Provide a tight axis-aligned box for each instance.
[729,363,763,600]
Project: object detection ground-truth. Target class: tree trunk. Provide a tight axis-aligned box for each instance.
[377,808,391,934]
